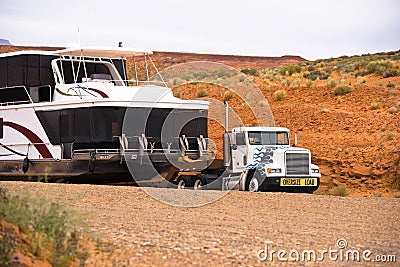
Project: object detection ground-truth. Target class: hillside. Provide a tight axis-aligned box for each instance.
[0,45,399,197]
[167,50,400,197]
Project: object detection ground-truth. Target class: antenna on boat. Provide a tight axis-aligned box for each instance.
[77,26,81,46]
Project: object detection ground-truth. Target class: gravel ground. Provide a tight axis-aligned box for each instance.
[1,181,399,266]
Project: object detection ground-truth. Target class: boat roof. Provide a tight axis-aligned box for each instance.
[54,46,153,58]
[0,46,153,59]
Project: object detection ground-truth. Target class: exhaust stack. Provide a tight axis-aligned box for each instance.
[223,101,231,167]
[224,101,229,133]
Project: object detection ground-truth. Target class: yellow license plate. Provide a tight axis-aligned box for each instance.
[280,178,317,186]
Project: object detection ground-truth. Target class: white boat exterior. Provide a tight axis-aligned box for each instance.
[0,47,210,181]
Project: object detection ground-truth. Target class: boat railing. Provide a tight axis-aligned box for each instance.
[71,135,215,158]
[0,85,32,106]
[119,134,214,156]
[78,79,167,87]
[125,80,168,87]
[0,142,52,158]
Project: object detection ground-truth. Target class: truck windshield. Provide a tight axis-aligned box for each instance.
[248,131,289,145]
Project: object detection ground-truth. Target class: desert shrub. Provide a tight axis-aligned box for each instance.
[355,71,368,77]
[367,61,399,77]
[356,77,366,86]
[241,68,258,76]
[196,90,208,98]
[354,59,368,70]
[327,78,338,87]
[223,91,234,101]
[308,72,319,81]
[337,96,343,104]
[307,65,316,71]
[386,81,395,88]
[240,102,249,109]
[238,76,245,82]
[369,102,381,110]
[274,90,287,101]
[334,84,353,95]
[211,69,236,79]
[376,81,383,86]
[292,79,301,87]
[313,189,326,195]
[308,70,330,81]
[329,186,347,197]
[343,63,356,73]
[0,188,87,266]
[279,64,302,76]
[306,79,313,88]
[386,132,394,140]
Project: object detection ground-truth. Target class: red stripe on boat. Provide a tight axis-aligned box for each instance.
[3,121,53,159]
[87,88,109,98]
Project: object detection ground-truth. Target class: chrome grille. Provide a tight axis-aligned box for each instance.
[286,152,310,176]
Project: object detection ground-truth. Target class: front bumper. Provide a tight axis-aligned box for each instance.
[261,176,320,192]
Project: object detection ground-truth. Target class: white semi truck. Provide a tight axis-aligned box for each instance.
[168,104,321,193]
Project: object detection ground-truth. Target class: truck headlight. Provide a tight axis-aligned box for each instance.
[312,169,320,173]
[267,168,282,174]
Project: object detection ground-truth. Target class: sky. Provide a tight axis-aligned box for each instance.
[0,0,399,60]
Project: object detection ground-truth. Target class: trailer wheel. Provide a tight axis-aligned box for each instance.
[193,174,207,190]
[177,175,193,189]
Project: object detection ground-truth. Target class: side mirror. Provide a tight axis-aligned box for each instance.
[231,144,238,150]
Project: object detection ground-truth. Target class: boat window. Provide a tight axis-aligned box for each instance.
[0,54,56,105]
[0,87,31,104]
[56,60,115,84]
[36,107,208,151]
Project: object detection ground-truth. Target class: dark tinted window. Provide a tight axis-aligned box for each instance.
[57,60,112,84]
[0,87,30,103]
[0,54,56,104]
[0,58,6,87]
[248,131,289,145]
[7,55,26,87]
[27,55,40,86]
[36,110,60,144]
[236,132,246,145]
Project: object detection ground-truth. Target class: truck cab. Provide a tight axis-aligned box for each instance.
[227,126,320,192]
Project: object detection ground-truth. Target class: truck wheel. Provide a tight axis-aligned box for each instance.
[246,176,260,192]
[193,174,207,190]
[177,175,193,189]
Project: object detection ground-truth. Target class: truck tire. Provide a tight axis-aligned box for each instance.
[245,175,260,192]
[193,174,208,190]
[177,175,193,189]
[245,171,266,192]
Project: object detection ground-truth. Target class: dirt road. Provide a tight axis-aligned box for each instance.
[1,182,399,266]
